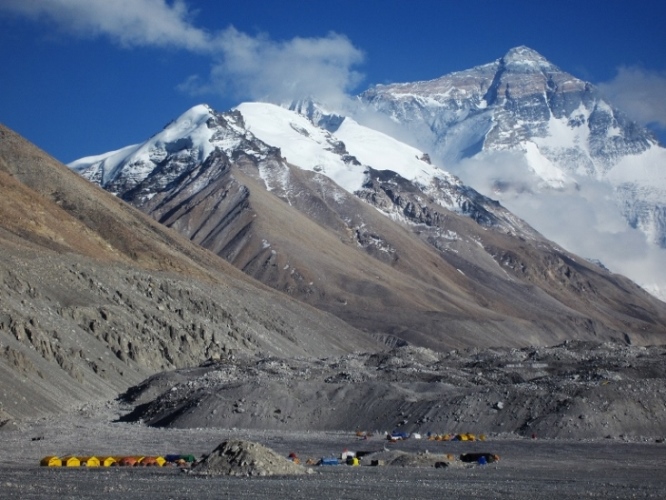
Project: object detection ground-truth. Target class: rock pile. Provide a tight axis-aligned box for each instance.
[192,440,306,477]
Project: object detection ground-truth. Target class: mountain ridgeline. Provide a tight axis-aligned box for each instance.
[69,98,666,352]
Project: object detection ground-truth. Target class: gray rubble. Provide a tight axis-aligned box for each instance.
[118,341,666,440]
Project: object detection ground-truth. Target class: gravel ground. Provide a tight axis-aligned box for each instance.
[1,401,665,499]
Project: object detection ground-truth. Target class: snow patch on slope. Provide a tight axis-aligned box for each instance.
[521,142,570,189]
[334,117,456,187]
[69,143,142,185]
[607,145,666,190]
[69,105,218,190]
[237,102,455,194]
[238,102,366,193]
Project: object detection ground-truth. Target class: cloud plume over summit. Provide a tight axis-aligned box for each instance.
[599,66,666,137]
[450,152,666,300]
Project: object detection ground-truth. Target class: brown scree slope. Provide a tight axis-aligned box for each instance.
[0,123,379,420]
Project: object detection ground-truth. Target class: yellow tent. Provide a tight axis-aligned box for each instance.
[101,457,117,467]
[40,456,62,467]
[79,456,100,467]
[62,456,80,467]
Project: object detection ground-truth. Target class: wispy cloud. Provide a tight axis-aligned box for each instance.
[205,28,364,106]
[598,66,666,131]
[450,151,666,298]
[0,0,365,105]
[0,0,210,50]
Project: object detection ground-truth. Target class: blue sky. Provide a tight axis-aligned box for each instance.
[1,0,665,163]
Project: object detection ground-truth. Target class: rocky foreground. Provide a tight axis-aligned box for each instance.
[1,398,666,499]
[1,339,666,498]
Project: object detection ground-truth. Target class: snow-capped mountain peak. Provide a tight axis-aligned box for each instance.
[69,104,276,197]
[500,45,557,72]
[70,99,541,252]
[359,46,666,300]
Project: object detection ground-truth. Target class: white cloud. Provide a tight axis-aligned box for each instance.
[203,27,365,105]
[352,104,430,150]
[598,66,666,130]
[450,151,666,299]
[0,0,210,51]
[1,0,365,104]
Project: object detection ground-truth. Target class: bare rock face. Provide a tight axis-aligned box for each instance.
[193,440,305,476]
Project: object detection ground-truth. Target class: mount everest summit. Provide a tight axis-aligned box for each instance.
[359,45,666,298]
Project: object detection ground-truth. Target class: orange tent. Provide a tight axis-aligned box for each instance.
[139,456,165,467]
[118,456,139,467]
